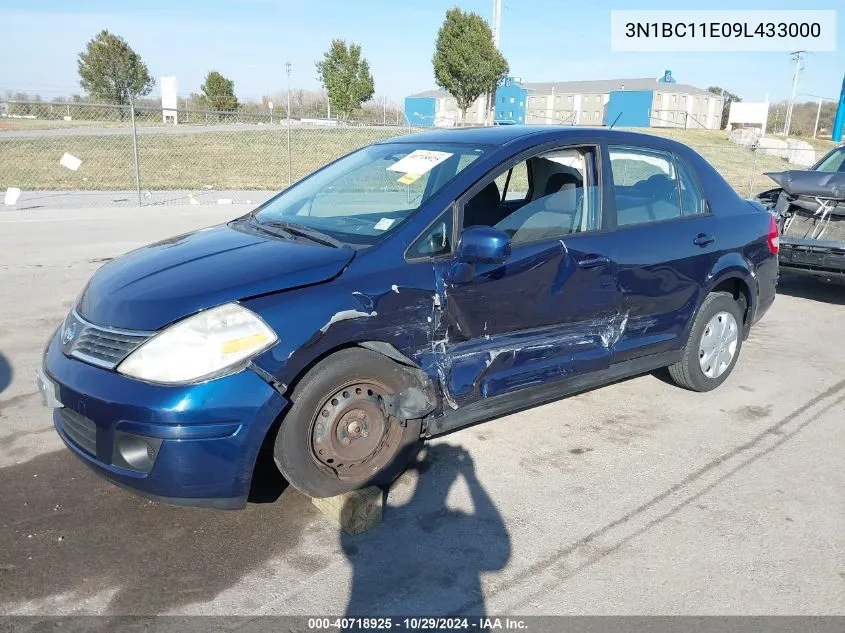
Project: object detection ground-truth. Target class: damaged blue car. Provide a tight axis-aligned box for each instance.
[37,126,779,507]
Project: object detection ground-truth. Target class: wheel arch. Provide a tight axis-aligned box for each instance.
[701,253,757,339]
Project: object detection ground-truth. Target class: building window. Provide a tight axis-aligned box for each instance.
[594,110,600,119]
[568,96,573,105]
[500,97,505,103]
[510,96,515,103]
[509,110,513,118]
[672,95,677,104]
[519,101,523,106]
[518,115,523,121]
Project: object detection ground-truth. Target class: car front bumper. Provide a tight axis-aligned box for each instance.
[41,331,289,509]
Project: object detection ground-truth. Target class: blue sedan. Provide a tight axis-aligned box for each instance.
[37,126,779,507]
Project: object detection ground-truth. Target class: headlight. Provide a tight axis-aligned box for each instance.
[117,303,277,384]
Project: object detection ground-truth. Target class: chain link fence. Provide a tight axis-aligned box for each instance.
[0,100,831,209]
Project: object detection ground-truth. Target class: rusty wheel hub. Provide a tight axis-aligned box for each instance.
[311,381,400,481]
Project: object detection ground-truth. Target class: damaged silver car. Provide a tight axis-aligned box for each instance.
[757,145,845,282]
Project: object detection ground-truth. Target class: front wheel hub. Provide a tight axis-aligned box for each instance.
[311,381,401,481]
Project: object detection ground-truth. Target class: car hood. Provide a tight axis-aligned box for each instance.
[765,170,845,199]
[77,221,355,331]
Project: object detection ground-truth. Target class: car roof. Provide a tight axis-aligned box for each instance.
[380,125,692,152]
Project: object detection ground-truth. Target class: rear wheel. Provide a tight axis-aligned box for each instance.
[274,348,423,498]
[668,292,744,392]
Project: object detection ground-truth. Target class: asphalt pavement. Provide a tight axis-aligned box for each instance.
[0,205,843,616]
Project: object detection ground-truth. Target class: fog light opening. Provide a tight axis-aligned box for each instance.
[114,431,161,473]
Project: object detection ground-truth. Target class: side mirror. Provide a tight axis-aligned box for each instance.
[456,226,511,265]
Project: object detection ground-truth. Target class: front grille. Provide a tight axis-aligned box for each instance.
[63,310,151,370]
[72,328,149,368]
[59,408,97,456]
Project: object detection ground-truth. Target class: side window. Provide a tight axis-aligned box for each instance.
[609,146,681,227]
[407,210,453,259]
[675,155,706,215]
[463,146,601,245]
[494,160,530,202]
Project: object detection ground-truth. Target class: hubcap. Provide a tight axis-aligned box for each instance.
[698,311,738,379]
[310,381,401,482]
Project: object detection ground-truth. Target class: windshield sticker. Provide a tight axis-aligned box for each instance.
[387,150,453,176]
[373,218,396,231]
[396,172,422,185]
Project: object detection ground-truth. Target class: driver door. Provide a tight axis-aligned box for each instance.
[431,142,622,407]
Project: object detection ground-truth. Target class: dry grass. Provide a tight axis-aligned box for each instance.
[0,124,831,196]
[0,127,404,191]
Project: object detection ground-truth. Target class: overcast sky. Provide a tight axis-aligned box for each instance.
[0,0,842,105]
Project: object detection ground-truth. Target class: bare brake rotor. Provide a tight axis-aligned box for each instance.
[310,381,403,482]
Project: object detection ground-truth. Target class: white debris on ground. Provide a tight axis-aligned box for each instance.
[3,187,22,205]
[59,153,82,171]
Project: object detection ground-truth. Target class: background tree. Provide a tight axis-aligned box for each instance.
[707,87,741,130]
[77,30,154,105]
[767,100,837,137]
[199,71,239,111]
[316,39,375,120]
[433,7,508,124]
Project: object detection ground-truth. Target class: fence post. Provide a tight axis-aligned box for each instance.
[748,146,759,199]
[286,120,292,188]
[129,99,142,207]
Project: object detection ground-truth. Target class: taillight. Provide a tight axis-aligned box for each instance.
[767,214,779,254]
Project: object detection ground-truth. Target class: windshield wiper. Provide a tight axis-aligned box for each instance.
[245,216,295,240]
[260,220,344,248]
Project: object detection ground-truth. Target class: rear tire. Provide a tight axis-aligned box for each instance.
[274,348,423,498]
[668,292,744,392]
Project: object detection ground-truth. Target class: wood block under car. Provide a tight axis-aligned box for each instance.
[311,486,384,535]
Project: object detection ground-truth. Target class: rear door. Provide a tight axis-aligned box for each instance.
[428,142,623,407]
[606,145,718,363]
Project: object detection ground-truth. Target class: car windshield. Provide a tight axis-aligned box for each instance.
[815,147,845,173]
[252,142,486,246]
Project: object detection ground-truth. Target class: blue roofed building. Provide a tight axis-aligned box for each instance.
[406,72,724,130]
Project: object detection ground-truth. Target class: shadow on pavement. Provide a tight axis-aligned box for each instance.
[0,353,12,396]
[776,274,845,305]
[342,443,511,619]
[0,450,310,614]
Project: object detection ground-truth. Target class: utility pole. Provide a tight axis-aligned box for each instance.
[813,95,823,138]
[285,62,292,186]
[783,50,805,136]
[492,0,502,48]
[485,0,503,126]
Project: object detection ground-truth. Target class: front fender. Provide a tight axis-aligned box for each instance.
[242,263,439,393]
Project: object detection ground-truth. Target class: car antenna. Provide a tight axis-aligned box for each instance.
[609,112,623,129]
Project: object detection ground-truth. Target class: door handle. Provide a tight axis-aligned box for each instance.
[694,233,715,247]
[576,255,610,269]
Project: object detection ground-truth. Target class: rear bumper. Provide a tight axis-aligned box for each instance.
[43,331,289,509]
[779,237,845,281]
